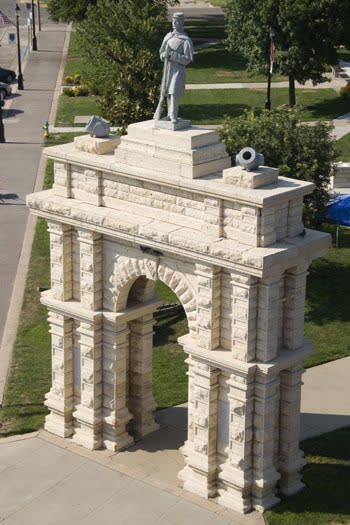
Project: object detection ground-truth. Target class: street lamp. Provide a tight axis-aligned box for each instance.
[0,99,5,143]
[265,26,275,110]
[15,4,24,90]
[37,0,41,32]
[31,0,37,51]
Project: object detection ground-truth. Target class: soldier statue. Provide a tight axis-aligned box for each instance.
[154,12,194,124]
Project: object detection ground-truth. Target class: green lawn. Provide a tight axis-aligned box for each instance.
[63,31,84,82]
[55,95,100,126]
[187,45,287,84]
[337,132,350,161]
[265,426,350,524]
[55,88,346,127]
[304,224,350,368]
[336,47,350,63]
[180,88,347,124]
[206,0,227,6]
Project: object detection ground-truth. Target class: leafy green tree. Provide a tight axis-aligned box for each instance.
[46,0,98,23]
[76,0,173,130]
[218,110,337,224]
[225,0,350,106]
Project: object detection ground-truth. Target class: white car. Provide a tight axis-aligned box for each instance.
[0,82,12,101]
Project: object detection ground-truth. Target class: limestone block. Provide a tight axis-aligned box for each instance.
[223,166,278,188]
[74,134,121,154]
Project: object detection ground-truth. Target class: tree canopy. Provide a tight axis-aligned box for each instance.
[225,0,350,106]
[76,0,169,129]
[219,110,337,224]
[46,0,98,23]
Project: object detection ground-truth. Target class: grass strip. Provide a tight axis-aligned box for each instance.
[265,426,350,524]
[336,132,350,161]
[187,45,287,84]
[180,88,347,123]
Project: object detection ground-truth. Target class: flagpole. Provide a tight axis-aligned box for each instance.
[265,27,275,110]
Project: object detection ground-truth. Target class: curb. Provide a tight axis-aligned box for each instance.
[0,23,72,407]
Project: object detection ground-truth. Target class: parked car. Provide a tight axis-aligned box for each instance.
[0,67,16,83]
[0,82,12,100]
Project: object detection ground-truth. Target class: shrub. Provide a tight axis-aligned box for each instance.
[339,85,350,104]
[73,85,89,96]
[219,110,338,225]
[74,72,81,85]
[64,75,74,85]
[62,87,75,96]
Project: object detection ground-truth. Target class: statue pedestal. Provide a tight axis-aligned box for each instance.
[114,119,231,179]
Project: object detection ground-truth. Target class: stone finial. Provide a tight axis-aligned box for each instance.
[85,116,110,138]
[236,147,264,171]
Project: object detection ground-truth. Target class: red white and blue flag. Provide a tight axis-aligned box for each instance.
[270,38,275,74]
[0,10,14,26]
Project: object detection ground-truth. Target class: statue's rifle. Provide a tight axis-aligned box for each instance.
[154,47,169,121]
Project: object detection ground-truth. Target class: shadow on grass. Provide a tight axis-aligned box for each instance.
[306,259,350,325]
[180,102,250,122]
[265,427,350,524]
[153,309,187,347]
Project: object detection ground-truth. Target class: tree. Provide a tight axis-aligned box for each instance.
[76,0,171,130]
[46,0,98,23]
[225,0,350,107]
[218,110,337,224]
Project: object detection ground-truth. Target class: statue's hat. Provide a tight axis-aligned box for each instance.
[173,11,184,20]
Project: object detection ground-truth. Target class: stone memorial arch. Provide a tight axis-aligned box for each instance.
[27,120,330,514]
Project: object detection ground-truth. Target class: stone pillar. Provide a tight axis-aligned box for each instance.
[129,313,159,438]
[279,366,306,496]
[102,317,134,451]
[231,272,258,361]
[179,357,219,498]
[72,318,103,449]
[44,312,74,437]
[284,264,309,350]
[77,229,103,311]
[252,371,280,511]
[196,264,221,351]
[47,221,72,301]
[217,370,255,512]
[256,273,284,362]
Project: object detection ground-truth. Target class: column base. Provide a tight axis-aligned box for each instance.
[279,475,305,496]
[217,465,253,513]
[178,462,217,499]
[44,412,73,438]
[103,432,134,452]
[217,487,252,514]
[72,405,102,450]
[133,419,160,440]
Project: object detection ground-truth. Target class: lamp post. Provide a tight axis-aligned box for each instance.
[31,0,37,51]
[15,4,24,90]
[0,99,5,143]
[37,0,41,32]
[265,26,275,110]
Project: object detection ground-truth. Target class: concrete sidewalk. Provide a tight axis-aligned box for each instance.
[0,22,69,401]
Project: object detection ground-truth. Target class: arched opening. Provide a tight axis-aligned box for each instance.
[124,276,189,443]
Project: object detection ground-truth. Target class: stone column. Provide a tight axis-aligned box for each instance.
[44,312,74,437]
[217,370,255,513]
[231,272,258,361]
[47,221,72,301]
[279,366,306,496]
[284,264,309,351]
[256,273,284,362]
[73,318,103,449]
[102,317,134,451]
[252,371,280,511]
[129,313,159,438]
[179,357,219,498]
[77,229,103,311]
[195,263,221,351]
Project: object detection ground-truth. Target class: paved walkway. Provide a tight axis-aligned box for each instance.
[0,20,69,401]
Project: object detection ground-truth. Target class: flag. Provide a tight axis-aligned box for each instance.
[0,10,14,26]
[269,38,275,74]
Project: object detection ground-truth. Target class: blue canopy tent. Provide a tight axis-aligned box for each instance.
[326,194,350,247]
[327,194,350,226]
